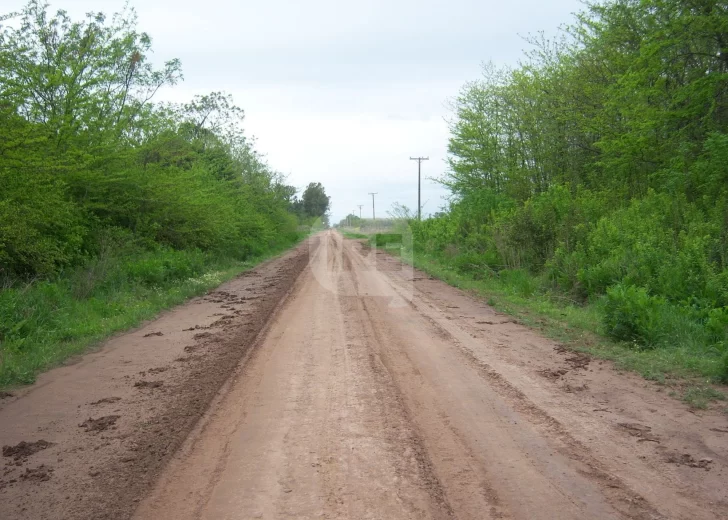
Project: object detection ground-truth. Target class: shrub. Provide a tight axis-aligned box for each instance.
[0,171,86,278]
[603,284,666,347]
[452,251,494,279]
[719,352,728,384]
[705,307,728,345]
[498,269,540,298]
[122,249,206,287]
[372,234,403,249]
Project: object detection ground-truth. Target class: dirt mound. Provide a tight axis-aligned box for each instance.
[2,440,53,461]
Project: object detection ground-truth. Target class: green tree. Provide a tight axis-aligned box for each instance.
[301,182,331,218]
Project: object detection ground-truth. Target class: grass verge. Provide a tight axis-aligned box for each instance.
[358,233,727,408]
[341,230,369,240]
[0,236,303,389]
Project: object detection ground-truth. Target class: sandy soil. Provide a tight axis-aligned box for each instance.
[2,231,727,519]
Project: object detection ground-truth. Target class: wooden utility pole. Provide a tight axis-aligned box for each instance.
[410,156,429,220]
[357,205,364,218]
[368,193,377,226]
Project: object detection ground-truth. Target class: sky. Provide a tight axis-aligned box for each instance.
[5,0,583,222]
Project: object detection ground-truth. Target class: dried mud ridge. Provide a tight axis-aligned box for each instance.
[2,440,53,461]
[0,243,310,520]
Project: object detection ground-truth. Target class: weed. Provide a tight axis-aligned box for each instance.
[682,386,726,409]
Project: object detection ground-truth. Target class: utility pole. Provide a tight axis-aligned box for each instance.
[410,156,429,220]
[368,192,377,226]
[357,205,364,219]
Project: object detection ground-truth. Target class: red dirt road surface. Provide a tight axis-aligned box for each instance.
[2,231,728,519]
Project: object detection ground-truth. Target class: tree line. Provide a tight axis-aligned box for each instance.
[412,0,728,380]
[0,1,329,386]
[0,1,329,280]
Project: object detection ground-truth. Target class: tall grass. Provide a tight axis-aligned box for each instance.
[378,243,727,392]
[0,237,302,388]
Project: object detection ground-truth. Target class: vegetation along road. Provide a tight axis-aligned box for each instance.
[2,0,728,518]
[2,231,725,519]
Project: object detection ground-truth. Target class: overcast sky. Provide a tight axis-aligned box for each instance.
[6,0,582,222]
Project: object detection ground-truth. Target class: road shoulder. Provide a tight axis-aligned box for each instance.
[0,240,311,520]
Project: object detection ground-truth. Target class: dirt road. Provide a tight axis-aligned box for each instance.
[2,232,728,519]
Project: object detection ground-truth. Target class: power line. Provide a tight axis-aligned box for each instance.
[409,156,429,220]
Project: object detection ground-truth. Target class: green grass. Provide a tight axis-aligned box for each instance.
[369,233,403,248]
[368,244,727,407]
[680,386,726,409]
[0,236,303,389]
[341,230,369,240]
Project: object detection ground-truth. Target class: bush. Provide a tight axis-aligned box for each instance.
[452,251,494,278]
[498,269,540,298]
[561,192,724,306]
[603,284,666,347]
[0,171,86,278]
[705,307,728,346]
[372,234,403,249]
[719,352,728,384]
[122,249,207,287]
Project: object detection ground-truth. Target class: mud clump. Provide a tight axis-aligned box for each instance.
[20,465,53,482]
[183,325,208,331]
[80,415,120,432]
[664,452,713,469]
[2,440,54,461]
[193,332,214,340]
[90,397,121,406]
[538,368,568,380]
[134,380,163,389]
[565,353,590,370]
[555,346,591,370]
[618,422,660,443]
[148,367,168,375]
[0,391,14,399]
[563,383,589,393]
[143,331,164,337]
